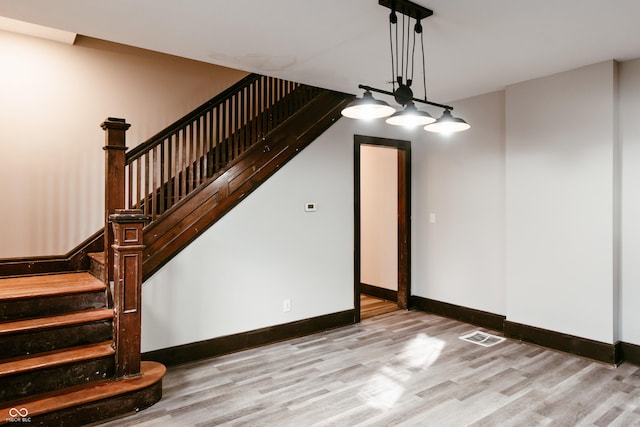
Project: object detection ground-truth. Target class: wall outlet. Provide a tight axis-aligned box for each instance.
[283,298,291,312]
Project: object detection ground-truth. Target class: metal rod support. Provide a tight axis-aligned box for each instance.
[358,84,453,111]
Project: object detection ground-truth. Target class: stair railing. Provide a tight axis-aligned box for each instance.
[101,74,324,377]
[124,74,321,222]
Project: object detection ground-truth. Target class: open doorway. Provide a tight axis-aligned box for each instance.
[354,135,411,322]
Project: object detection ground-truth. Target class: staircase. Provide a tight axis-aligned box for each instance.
[0,272,164,425]
[0,73,351,425]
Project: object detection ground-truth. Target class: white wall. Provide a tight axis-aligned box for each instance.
[505,61,618,343]
[619,59,640,345]
[142,120,355,352]
[412,91,506,315]
[360,145,398,291]
[0,31,246,258]
[141,93,509,351]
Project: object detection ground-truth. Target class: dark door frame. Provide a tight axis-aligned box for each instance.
[354,134,411,322]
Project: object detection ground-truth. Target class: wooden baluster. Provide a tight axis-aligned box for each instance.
[252,80,258,147]
[221,101,228,165]
[127,160,134,210]
[231,94,237,160]
[257,78,263,140]
[239,87,245,155]
[144,153,150,217]
[135,159,141,211]
[243,86,248,152]
[208,109,214,177]
[150,146,157,220]
[159,141,165,215]
[102,117,131,285]
[196,117,202,186]
[180,128,187,199]
[215,105,221,173]
[171,133,178,207]
[110,209,148,379]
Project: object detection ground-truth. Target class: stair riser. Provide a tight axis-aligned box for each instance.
[0,321,112,359]
[0,357,114,403]
[0,291,106,321]
[89,256,105,282]
[26,381,162,426]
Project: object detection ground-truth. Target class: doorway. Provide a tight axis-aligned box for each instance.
[354,135,411,322]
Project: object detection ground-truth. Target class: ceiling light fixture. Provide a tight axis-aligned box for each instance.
[341,0,470,134]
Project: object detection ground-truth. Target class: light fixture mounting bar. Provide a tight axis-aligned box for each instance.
[358,84,453,111]
[378,0,433,21]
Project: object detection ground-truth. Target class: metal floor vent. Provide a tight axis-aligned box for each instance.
[459,331,506,347]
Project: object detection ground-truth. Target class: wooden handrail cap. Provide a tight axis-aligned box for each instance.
[109,210,149,224]
[101,117,131,131]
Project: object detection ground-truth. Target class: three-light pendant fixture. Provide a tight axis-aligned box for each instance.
[341,0,470,134]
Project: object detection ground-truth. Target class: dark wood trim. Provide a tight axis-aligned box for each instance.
[412,295,631,365]
[411,295,506,332]
[143,309,356,367]
[353,142,362,323]
[397,145,411,309]
[620,342,640,366]
[110,210,147,379]
[0,230,103,278]
[360,283,398,302]
[354,135,411,318]
[504,320,620,365]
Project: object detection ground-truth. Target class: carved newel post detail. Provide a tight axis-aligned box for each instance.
[110,209,148,379]
[102,117,131,285]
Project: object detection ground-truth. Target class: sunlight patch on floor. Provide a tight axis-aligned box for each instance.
[359,333,446,410]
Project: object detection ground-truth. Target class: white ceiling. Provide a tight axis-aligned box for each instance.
[1,0,640,103]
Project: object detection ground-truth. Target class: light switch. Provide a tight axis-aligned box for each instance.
[429,213,436,223]
[305,202,317,212]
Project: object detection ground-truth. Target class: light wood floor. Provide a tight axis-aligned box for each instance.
[360,294,399,319]
[95,309,640,427]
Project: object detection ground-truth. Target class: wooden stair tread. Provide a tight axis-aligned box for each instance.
[0,342,114,377]
[0,308,113,335]
[0,272,105,301]
[0,361,165,420]
[87,252,105,264]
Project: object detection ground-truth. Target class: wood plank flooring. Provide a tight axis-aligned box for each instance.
[361,294,399,320]
[95,309,640,427]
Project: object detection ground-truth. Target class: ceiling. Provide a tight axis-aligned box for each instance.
[1,0,640,103]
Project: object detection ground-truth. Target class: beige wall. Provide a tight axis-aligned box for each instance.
[360,144,398,291]
[0,31,247,258]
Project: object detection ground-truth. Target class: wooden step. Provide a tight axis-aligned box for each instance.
[0,309,114,359]
[0,342,115,403]
[0,272,107,321]
[0,342,114,378]
[0,272,105,300]
[0,361,165,426]
[0,308,113,335]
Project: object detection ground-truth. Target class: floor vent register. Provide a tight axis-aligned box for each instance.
[459,331,506,347]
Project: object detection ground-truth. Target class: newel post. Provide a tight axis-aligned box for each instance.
[102,117,131,285]
[110,209,148,379]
